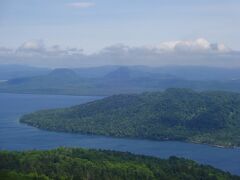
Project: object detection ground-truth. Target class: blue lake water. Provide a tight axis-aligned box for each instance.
[0,93,240,175]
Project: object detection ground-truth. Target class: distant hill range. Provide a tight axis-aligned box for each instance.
[0,64,50,80]
[1,65,240,95]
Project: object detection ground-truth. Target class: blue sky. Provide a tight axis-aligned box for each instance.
[0,0,240,68]
[0,0,240,53]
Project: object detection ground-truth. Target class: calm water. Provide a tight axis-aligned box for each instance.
[0,93,240,175]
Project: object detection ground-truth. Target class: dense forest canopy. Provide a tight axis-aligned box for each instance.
[0,147,239,180]
[21,88,240,147]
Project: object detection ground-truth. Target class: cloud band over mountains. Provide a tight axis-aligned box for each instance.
[0,38,239,68]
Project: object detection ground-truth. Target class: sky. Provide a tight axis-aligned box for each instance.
[0,0,240,67]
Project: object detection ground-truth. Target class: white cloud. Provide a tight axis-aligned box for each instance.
[11,38,233,58]
[0,38,238,68]
[18,40,45,52]
[16,40,83,57]
[101,38,232,55]
[100,39,231,58]
[148,38,231,53]
[67,2,95,8]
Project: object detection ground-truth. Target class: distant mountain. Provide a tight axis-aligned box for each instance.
[2,65,240,95]
[47,68,80,81]
[0,68,90,95]
[1,64,240,81]
[0,64,50,80]
[49,68,77,77]
[7,68,79,85]
[104,67,175,80]
[74,65,120,78]
[104,67,131,80]
[21,88,240,147]
[152,66,240,81]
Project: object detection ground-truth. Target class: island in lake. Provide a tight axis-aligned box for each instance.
[20,88,240,148]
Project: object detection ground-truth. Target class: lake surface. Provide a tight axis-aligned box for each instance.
[0,93,240,175]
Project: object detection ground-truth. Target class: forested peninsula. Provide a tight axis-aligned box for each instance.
[20,88,240,147]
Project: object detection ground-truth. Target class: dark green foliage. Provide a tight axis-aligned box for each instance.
[0,170,49,180]
[0,147,239,180]
[21,88,240,147]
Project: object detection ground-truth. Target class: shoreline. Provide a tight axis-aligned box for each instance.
[0,91,106,98]
[188,140,235,149]
[20,120,238,149]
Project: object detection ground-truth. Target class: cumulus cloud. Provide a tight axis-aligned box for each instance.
[67,2,95,8]
[0,38,239,68]
[146,38,231,53]
[15,40,83,57]
[98,39,231,59]
[17,40,45,54]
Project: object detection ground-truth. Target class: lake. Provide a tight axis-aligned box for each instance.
[0,93,240,175]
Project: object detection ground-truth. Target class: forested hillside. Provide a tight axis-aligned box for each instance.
[0,147,239,180]
[21,88,240,147]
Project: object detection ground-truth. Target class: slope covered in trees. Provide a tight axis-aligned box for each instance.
[21,88,240,147]
[0,147,239,180]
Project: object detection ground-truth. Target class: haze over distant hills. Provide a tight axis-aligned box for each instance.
[3,64,240,80]
[0,64,50,80]
[1,65,240,95]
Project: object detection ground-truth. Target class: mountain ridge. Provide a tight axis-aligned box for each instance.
[2,66,240,95]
